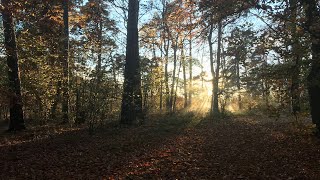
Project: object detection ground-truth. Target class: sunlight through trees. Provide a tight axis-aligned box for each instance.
[0,0,319,133]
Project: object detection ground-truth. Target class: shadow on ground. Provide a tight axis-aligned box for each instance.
[1,112,320,179]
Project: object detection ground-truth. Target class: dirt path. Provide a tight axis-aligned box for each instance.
[0,114,320,179]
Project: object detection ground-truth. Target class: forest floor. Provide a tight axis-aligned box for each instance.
[1,111,320,179]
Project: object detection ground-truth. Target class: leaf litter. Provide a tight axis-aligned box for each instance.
[1,113,320,179]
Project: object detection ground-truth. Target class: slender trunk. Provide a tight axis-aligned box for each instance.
[164,38,170,111]
[120,0,142,124]
[188,38,192,106]
[111,53,118,112]
[162,1,171,112]
[182,48,188,108]
[173,60,182,112]
[2,0,25,131]
[143,82,148,111]
[220,49,226,115]
[289,0,301,115]
[208,24,215,114]
[159,41,163,111]
[75,81,83,124]
[96,21,103,85]
[221,44,227,112]
[188,4,193,106]
[263,55,269,106]
[160,79,163,111]
[236,55,242,110]
[201,51,204,88]
[213,20,222,115]
[62,0,69,123]
[169,36,178,112]
[150,44,156,110]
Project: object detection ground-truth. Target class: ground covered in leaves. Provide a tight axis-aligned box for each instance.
[1,112,320,179]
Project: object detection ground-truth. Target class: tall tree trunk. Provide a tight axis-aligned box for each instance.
[2,0,26,131]
[213,20,222,115]
[305,0,320,130]
[96,20,103,85]
[263,55,270,107]
[162,1,171,112]
[182,47,188,108]
[159,41,163,111]
[160,79,163,111]
[164,38,170,111]
[188,38,192,106]
[173,60,182,112]
[111,53,118,112]
[289,0,301,116]
[62,0,69,123]
[143,82,148,111]
[169,36,178,112]
[120,0,142,124]
[236,55,242,110]
[221,44,227,113]
[208,23,215,114]
[188,3,193,107]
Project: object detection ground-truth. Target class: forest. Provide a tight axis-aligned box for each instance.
[0,0,320,179]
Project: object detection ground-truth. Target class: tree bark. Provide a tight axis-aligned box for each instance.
[62,0,69,123]
[289,0,301,116]
[213,21,222,115]
[173,60,182,112]
[164,38,171,111]
[96,20,103,86]
[169,36,179,112]
[2,0,26,131]
[111,53,118,112]
[182,47,188,108]
[159,41,163,111]
[188,3,193,107]
[305,0,320,130]
[120,0,142,125]
[208,23,215,114]
[236,54,242,110]
[188,38,192,106]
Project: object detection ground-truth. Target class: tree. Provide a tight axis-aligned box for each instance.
[207,22,215,114]
[200,0,256,115]
[2,0,26,131]
[213,20,222,115]
[288,0,302,116]
[62,0,70,123]
[77,0,118,124]
[225,26,256,110]
[120,0,143,124]
[12,0,65,122]
[186,0,196,106]
[304,0,320,132]
[256,0,318,126]
[181,46,188,108]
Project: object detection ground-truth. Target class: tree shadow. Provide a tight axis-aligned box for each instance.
[184,115,320,179]
[0,111,205,179]
[2,113,319,179]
